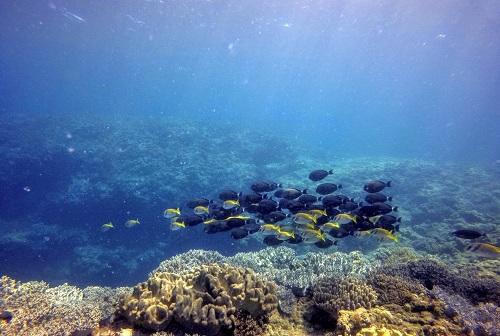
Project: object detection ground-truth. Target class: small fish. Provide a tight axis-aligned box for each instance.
[231,228,249,240]
[308,209,327,218]
[365,192,392,204]
[275,188,304,200]
[353,230,372,238]
[203,218,218,225]
[164,208,181,218]
[364,180,392,193]
[223,199,240,210]
[170,219,186,231]
[101,222,114,232]
[251,181,281,193]
[219,190,240,201]
[300,228,327,243]
[321,221,340,230]
[261,224,281,235]
[309,169,333,182]
[316,183,342,195]
[292,212,317,225]
[224,215,251,221]
[193,205,209,215]
[465,243,500,258]
[276,228,295,240]
[452,230,485,240]
[369,215,401,226]
[296,222,318,231]
[333,213,357,225]
[369,228,398,242]
[125,219,140,228]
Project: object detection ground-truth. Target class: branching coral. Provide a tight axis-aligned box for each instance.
[119,263,278,335]
[150,249,225,276]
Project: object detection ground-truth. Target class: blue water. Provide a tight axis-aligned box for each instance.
[1,1,500,287]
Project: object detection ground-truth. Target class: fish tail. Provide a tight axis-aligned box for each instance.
[328,169,334,174]
[387,181,392,187]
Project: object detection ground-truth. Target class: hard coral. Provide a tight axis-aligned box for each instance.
[385,259,500,305]
[313,278,378,320]
[367,273,427,306]
[119,263,278,336]
[0,275,128,336]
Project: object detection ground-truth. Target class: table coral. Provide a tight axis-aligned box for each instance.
[119,263,278,335]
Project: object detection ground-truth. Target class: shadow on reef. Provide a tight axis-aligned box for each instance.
[1,247,499,336]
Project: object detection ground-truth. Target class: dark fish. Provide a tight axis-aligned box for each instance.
[275,188,305,200]
[452,230,485,240]
[186,198,211,209]
[369,214,401,228]
[242,221,261,234]
[286,235,304,244]
[219,190,240,201]
[371,202,398,214]
[226,218,247,228]
[251,181,281,193]
[239,192,263,206]
[339,201,359,212]
[263,236,284,246]
[257,199,278,214]
[328,228,350,238]
[315,239,336,249]
[325,206,341,217]
[364,180,392,193]
[284,200,305,213]
[364,193,392,204]
[316,183,342,195]
[309,169,333,181]
[316,215,330,226]
[244,204,260,213]
[264,211,288,223]
[354,205,380,217]
[297,194,317,204]
[179,214,204,226]
[231,228,249,240]
[320,195,344,207]
[205,222,231,234]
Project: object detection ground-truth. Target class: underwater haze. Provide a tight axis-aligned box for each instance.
[1,0,500,289]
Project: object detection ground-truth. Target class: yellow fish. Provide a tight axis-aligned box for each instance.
[353,230,371,238]
[223,199,240,210]
[101,222,114,232]
[261,224,281,235]
[170,220,186,231]
[193,206,209,215]
[276,228,295,240]
[333,213,357,224]
[292,212,317,225]
[225,215,251,221]
[300,228,327,243]
[369,228,398,242]
[465,243,500,258]
[321,221,340,230]
[164,208,181,218]
[203,218,217,225]
[125,219,140,228]
[308,209,327,217]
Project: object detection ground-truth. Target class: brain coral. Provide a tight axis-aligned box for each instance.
[119,263,278,335]
[313,278,378,320]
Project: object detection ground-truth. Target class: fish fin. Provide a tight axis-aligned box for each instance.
[392,206,399,212]
[328,169,334,174]
[388,196,393,202]
[338,184,343,189]
[318,196,322,201]
[303,188,308,194]
[397,217,402,223]
[263,194,268,199]
[278,183,283,188]
[395,224,400,232]
[387,181,392,187]
[238,192,243,198]
[333,240,338,245]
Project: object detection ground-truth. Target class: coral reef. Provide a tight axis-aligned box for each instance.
[385,259,500,305]
[0,275,130,336]
[313,278,378,320]
[150,250,225,276]
[119,264,278,335]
